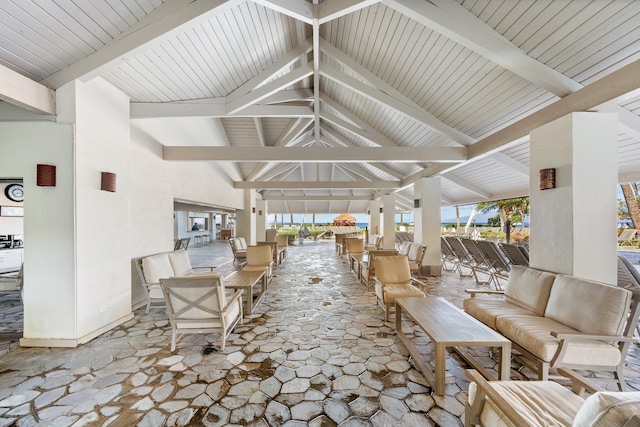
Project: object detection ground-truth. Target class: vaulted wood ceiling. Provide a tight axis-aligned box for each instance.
[2,0,640,214]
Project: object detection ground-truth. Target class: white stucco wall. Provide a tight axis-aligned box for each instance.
[0,122,76,340]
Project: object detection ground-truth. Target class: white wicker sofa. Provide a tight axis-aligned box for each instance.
[134,249,215,313]
[464,265,640,390]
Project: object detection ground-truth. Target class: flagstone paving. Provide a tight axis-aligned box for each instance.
[0,239,638,426]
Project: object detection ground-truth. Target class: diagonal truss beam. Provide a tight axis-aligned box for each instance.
[236,181,400,189]
[131,102,313,118]
[0,64,55,114]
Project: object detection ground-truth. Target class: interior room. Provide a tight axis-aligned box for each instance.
[1,1,640,425]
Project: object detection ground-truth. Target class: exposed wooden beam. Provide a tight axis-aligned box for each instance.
[320,66,472,145]
[261,89,314,104]
[383,0,581,97]
[263,195,373,201]
[131,102,313,119]
[488,152,529,177]
[441,173,491,199]
[254,118,266,147]
[42,0,240,88]
[319,0,382,24]
[250,0,313,24]
[163,146,467,162]
[0,64,55,115]
[235,181,401,189]
[227,63,314,114]
[469,58,640,159]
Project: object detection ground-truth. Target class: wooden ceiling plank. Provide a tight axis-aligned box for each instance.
[42,0,242,88]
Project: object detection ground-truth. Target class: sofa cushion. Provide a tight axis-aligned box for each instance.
[374,256,412,284]
[468,380,584,427]
[496,315,621,365]
[375,283,424,304]
[407,243,421,261]
[168,250,193,276]
[142,253,175,284]
[545,274,631,336]
[463,297,536,330]
[573,391,640,427]
[504,266,556,316]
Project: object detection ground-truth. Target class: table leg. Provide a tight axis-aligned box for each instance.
[498,342,511,380]
[435,342,446,395]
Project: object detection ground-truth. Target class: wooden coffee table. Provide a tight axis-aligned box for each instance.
[395,297,511,395]
[224,270,267,316]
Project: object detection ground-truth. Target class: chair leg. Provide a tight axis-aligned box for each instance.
[146,298,151,314]
[615,365,628,391]
[537,360,549,381]
[170,332,177,352]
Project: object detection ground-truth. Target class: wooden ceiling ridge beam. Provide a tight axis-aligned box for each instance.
[163,146,468,162]
[0,64,55,114]
[235,181,401,189]
[130,102,313,118]
[250,0,314,24]
[227,63,314,114]
[312,2,321,142]
[319,66,472,146]
[442,173,492,199]
[320,94,400,147]
[259,162,301,181]
[382,0,581,97]
[42,0,242,89]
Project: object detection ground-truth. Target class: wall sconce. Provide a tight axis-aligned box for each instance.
[539,168,556,190]
[36,164,56,187]
[101,172,117,192]
[367,210,370,215]
[258,210,262,216]
[380,207,384,213]
[252,207,256,213]
[414,199,421,208]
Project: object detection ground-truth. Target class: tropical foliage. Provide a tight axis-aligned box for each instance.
[620,182,640,229]
[476,197,530,243]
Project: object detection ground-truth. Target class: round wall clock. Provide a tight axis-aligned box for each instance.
[5,184,24,202]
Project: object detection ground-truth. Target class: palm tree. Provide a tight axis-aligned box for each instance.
[620,182,640,229]
[476,197,530,243]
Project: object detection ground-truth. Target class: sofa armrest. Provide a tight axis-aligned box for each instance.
[222,289,244,322]
[557,367,605,396]
[549,330,638,367]
[192,266,216,271]
[465,289,505,297]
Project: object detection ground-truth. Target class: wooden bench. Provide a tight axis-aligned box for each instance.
[395,296,511,396]
[224,270,267,316]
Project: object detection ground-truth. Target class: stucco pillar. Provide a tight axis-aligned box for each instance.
[380,195,396,250]
[255,199,267,241]
[368,199,381,236]
[235,189,257,245]
[529,112,618,284]
[414,177,442,276]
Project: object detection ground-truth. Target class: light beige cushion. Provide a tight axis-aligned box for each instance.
[573,391,640,427]
[247,245,272,265]
[142,253,174,284]
[398,241,411,255]
[232,239,243,251]
[496,315,621,365]
[168,250,193,276]
[375,255,412,284]
[375,282,424,304]
[545,274,631,336]
[407,243,421,262]
[468,380,584,427]
[346,238,364,253]
[237,237,247,250]
[504,266,556,316]
[463,297,536,330]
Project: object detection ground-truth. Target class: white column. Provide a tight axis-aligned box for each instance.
[380,195,396,250]
[414,177,442,276]
[235,189,257,245]
[255,199,267,241]
[530,112,618,284]
[368,199,381,235]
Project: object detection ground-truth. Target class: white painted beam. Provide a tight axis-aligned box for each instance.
[488,152,529,177]
[254,118,266,147]
[383,0,581,97]
[0,64,55,114]
[441,173,491,199]
[320,66,472,145]
[42,0,240,88]
[227,63,314,114]
[163,146,467,162]
[319,0,382,24]
[263,195,373,201]
[235,181,401,189]
[131,103,313,118]
[261,89,314,104]
[250,0,313,24]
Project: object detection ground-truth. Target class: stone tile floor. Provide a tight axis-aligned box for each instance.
[0,239,638,426]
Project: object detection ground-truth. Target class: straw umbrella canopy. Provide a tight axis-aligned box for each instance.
[333,213,356,222]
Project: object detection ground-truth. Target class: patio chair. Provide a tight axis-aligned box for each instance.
[474,240,511,290]
[465,368,640,427]
[406,243,427,278]
[617,255,640,340]
[342,237,363,260]
[360,249,398,289]
[275,234,288,263]
[174,238,190,251]
[160,275,243,352]
[498,243,529,266]
[445,236,474,277]
[0,263,24,302]
[229,237,247,263]
[460,238,494,286]
[440,236,458,272]
[373,255,425,321]
[241,245,274,282]
[618,228,639,247]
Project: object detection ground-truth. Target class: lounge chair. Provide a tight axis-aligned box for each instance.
[0,263,23,302]
[440,236,458,272]
[618,228,639,247]
[173,237,190,251]
[497,242,529,266]
[275,234,288,263]
[474,240,511,290]
[460,238,494,286]
[465,368,640,427]
[160,275,243,352]
[373,255,425,321]
[444,236,474,277]
[617,255,640,340]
